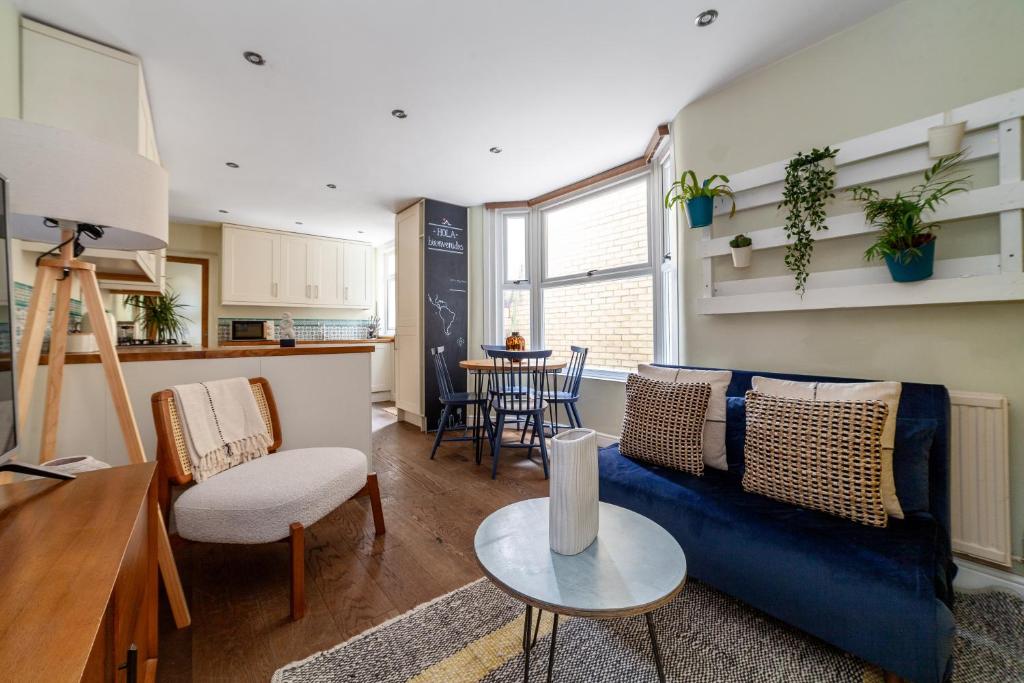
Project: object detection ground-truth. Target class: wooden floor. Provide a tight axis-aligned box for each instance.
[157,406,550,682]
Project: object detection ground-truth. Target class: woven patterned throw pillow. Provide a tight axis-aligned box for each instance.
[742,391,890,527]
[620,373,711,475]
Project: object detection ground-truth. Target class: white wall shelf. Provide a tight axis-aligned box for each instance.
[699,88,1024,314]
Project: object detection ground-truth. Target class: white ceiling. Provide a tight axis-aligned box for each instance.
[15,0,897,244]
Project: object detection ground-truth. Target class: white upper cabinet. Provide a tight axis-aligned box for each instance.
[221,224,372,308]
[281,235,314,304]
[311,239,344,306]
[342,242,374,307]
[222,225,281,304]
[20,18,161,164]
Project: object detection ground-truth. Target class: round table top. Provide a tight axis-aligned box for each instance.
[460,358,567,372]
[474,498,687,618]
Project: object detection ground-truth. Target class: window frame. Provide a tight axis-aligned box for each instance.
[489,141,678,379]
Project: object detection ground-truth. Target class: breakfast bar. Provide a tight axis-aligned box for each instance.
[22,344,375,469]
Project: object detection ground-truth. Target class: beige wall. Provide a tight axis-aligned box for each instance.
[0,0,18,119]
[675,0,1024,571]
[467,205,484,360]
[167,222,376,346]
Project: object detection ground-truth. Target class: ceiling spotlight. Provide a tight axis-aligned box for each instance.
[391,109,407,119]
[218,209,229,214]
[225,161,239,168]
[295,221,303,225]
[489,146,503,154]
[695,9,719,27]
[243,51,266,66]
[357,230,365,234]
[326,183,337,189]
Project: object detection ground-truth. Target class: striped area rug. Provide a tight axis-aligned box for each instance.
[273,579,1024,682]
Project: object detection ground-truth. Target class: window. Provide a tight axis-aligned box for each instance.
[489,147,677,376]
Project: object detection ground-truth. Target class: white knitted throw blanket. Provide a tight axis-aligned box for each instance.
[172,378,273,482]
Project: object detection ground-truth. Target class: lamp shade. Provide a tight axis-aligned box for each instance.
[0,117,168,250]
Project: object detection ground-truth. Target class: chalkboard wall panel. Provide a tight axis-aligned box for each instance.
[423,199,469,432]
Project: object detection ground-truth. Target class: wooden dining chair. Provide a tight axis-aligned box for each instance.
[151,377,384,620]
[486,349,552,479]
[524,345,589,440]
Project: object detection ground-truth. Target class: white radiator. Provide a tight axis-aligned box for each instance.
[949,391,1012,567]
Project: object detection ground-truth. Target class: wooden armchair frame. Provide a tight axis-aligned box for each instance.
[151,377,384,620]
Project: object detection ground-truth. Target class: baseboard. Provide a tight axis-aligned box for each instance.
[595,431,619,447]
[954,557,1024,598]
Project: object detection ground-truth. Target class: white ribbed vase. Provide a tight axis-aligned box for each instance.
[549,428,599,555]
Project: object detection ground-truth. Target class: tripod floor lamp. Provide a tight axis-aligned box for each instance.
[0,118,190,628]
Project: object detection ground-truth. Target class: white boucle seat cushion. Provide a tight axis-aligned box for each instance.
[174,447,368,544]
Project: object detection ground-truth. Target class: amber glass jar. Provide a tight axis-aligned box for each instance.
[505,331,526,351]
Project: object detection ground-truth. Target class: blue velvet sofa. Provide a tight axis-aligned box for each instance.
[598,366,956,682]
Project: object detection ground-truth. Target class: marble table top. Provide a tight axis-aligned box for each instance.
[474,497,687,618]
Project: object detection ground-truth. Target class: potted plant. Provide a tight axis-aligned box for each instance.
[729,233,753,267]
[124,290,192,343]
[850,151,971,282]
[778,146,839,295]
[664,170,736,228]
[928,112,966,158]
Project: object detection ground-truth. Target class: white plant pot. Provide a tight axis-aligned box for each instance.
[549,428,599,555]
[731,245,752,268]
[928,121,966,158]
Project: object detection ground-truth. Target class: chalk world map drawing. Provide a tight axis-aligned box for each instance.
[428,294,456,336]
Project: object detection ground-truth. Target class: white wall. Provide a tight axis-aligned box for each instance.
[0,0,18,119]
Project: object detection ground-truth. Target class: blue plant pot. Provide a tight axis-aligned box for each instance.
[685,196,714,228]
[884,238,936,282]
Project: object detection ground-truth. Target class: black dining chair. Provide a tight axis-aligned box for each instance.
[486,349,552,479]
[532,345,588,437]
[429,346,489,462]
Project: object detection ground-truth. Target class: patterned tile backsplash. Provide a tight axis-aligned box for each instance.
[218,317,371,343]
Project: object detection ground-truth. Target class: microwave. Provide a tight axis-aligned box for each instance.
[231,320,274,341]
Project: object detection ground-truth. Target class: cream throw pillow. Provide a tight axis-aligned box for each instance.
[750,376,904,519]
[638,364,732,470]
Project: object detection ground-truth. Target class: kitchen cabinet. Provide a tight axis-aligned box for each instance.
[221,225,281,304]
[281,235,314,304]
[342,242,374,307]
[20,18,161,164]
[370,340,394,396]
[221,224,373,308]
[394,202,424,427]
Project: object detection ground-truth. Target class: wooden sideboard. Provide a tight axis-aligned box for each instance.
[0,463,158,681]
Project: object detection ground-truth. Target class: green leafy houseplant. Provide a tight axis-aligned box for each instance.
[124,290,192,342]
[850,151,971,272]
[664,170,736,228]
[729,234,752,248]
[778,146,839,295]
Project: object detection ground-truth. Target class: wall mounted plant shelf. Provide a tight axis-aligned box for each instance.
[699,88,1024,314]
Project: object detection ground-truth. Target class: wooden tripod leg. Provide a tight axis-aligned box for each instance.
[16,264,57,435]
[79,267,192,628]
[39,274,73,463]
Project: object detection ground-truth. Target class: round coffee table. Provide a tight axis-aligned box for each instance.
[474,497,686,682]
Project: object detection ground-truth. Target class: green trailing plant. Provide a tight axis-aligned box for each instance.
[778,146,839,295]
[729,233,752,249]
[124,290,192,342]
[664,170,737,216]
[850,150,971,264]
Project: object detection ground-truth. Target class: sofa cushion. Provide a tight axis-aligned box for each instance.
[742,391,890,527]
[599,444,955,682]
[174,446,368,544]
[893,417,937,513]
[620,373,711,475]
[752,376,904,520]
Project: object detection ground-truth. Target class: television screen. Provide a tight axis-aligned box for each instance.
[0,174,17,461]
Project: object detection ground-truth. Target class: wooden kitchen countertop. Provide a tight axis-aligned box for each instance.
[39,343,376,365]
[219,337,394,346]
